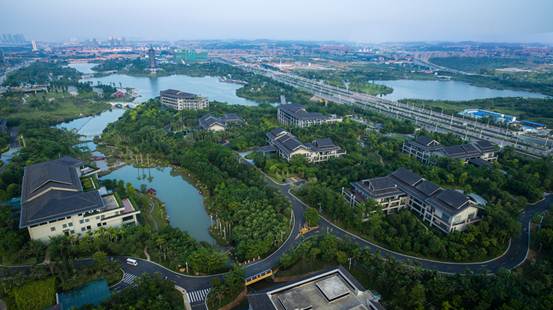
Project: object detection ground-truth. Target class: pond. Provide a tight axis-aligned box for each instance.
[56,108,126,140]
[57,279,111,310]
[373,79,547,101]
[101,165,214,244]
[72,63,259,105]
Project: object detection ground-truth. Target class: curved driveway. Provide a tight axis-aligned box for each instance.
[2,164,552,306]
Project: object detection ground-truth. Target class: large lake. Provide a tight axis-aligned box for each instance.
[101,165,214,244]
[71,63,258,105]
[374,79,547,101]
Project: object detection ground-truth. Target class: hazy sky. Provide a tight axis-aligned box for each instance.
[1,0,552,43]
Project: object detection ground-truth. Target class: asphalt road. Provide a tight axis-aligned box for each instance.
[2,161,551,308]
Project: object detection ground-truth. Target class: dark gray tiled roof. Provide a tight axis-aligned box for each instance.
[425,189,472,214]
[160,89,197,99]
[415,180,440,196]
[414,136,438,147]
[312,138,335,148]
[278,104,330,121]
[308,138,342,152]
[353,176,403,199]
[442,144,481,159]
[391,167,423,186]
[221,113,242,123]
[367,176,397,191]
[21,156,83,202]
[278,104,305,114]
[198,114,223,129]
[19,156,105,228]
[279,135,304,152]
[359,168,475,216]
[199,113,243,130]
[435,189,470,210]
[268,127,287,138]
[473,140,497,153]
[20,191,103,227]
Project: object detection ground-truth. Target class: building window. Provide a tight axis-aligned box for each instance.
[68,222,73,227]
[85,219,90,223]
[86,225,91,230]
[50,227,56,232]
[62,223,67,228]
[97,223,102,227]
[81,227,86,232]
[79,219,84,224]
[96,216,100,220]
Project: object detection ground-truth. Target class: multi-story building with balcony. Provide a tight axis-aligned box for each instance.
[343,168,481,234]
[160,89,208,111]
[277,104,342,128]
[19,156,140,242]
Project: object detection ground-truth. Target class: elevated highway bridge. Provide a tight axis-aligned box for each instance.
[231,61,552,158]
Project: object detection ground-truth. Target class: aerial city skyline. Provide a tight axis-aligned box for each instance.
[1,0,553,43]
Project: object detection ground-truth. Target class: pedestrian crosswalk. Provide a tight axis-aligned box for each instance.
[187,288,211,304]
[121,272,137,285]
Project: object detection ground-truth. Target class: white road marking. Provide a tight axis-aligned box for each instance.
[187,288,211,303]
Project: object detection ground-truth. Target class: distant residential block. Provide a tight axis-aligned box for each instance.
[265,128,345,163]
[343,168,482,234]
[247,266,384,310]
[402,136,498,164]
[198,113,243,131]
[277,103,342,128]
[160,89,208,111]
[19,156,140,241]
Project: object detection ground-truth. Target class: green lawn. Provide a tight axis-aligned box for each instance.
[1,92,110,124]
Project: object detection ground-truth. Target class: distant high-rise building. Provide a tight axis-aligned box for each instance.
[31,40,38,51]
[148,47,157,71]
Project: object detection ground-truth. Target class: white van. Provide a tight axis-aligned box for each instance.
[126,258,138,266]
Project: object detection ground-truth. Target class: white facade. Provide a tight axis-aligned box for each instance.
[161,95,208,111]
[27,196,139,242]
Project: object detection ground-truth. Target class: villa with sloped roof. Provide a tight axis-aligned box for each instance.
[198,113,243,131]
[265,128,346,163]
[343,168,481,233]
[19,156,140,241]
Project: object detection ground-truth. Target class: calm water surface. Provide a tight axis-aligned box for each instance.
[101,165,214,244]
[72,63,258,105]
[68,62,96,74]
[374,79,547,101]
[56,108,125,139]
